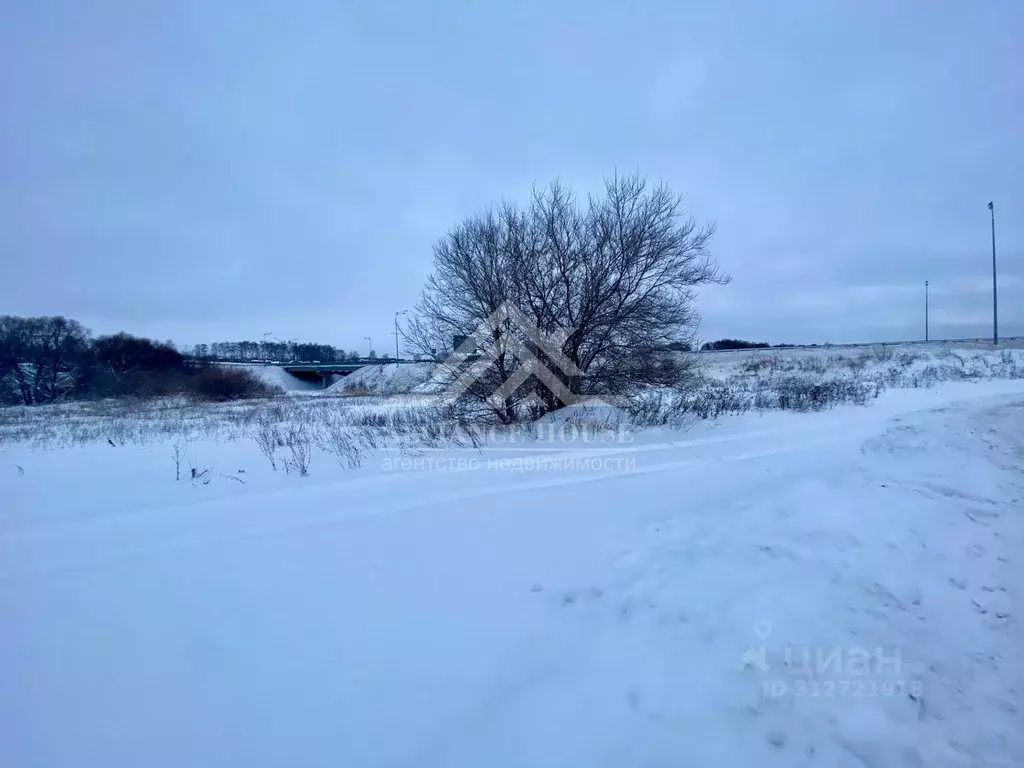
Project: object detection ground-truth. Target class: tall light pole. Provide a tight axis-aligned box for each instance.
[988,201,998,345]
[394,310,408,361]
[364,336,372,358]
[925,280,929,342]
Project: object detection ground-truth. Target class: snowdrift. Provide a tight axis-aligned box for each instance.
[327,362,437,396]
[224,363,321,393]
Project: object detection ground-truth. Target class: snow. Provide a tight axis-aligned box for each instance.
[2,381,1023,765]
[225,362,322,393]
[326,362,437,395]
[228,345,1024,401]
[699,341,1020,376]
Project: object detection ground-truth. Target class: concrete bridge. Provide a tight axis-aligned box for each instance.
[281,359,417,387]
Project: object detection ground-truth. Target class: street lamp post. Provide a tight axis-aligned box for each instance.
[988,202,998,345]
[925,280,929,342]
[394,310,408,361]
[364,336,372,358]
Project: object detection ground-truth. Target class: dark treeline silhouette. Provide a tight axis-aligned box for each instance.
[701,338,771,351]
[191,340,362,364]
[1,315,278,405]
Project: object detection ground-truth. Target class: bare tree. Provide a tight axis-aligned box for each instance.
[0,315,34,405]
[0,316,91,404]
[90,332,186,396]
[32,317,91,403]
[406,173,728,421]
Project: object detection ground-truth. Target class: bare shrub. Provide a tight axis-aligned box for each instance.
[629,379,750,426]
[172,440,188,481]
[190,366,282,402]
[912,366,940,388]
[870,345,895,363]
[313,418,367,469]
[559,404,628,435]
[796,357,828,374]
[873,365,907,389]
[844,353,870,372]
[762,375,879,411]
[282,427,312,476]
[741,355,782,375]
[994,350,1024,379]
[625,389,678,427]
[254,420,280,471]
[688,380,751,419]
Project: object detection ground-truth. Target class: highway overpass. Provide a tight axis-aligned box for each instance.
[280,359,419,387]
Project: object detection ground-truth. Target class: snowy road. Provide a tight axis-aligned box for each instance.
[2,384,1023,766]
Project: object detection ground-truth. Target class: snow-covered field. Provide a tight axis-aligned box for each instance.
[2,346,1023,766]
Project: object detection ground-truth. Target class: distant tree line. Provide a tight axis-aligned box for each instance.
[1,315,277,405]
[699,339,815,351]
[191,340,367,364]
[701,338,771,351]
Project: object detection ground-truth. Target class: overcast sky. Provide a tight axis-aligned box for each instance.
[2,0,1021,352]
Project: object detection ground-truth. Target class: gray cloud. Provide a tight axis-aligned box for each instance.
[2,0,1020,350]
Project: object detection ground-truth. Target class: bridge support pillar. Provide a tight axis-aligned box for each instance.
[322,372,330,389]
